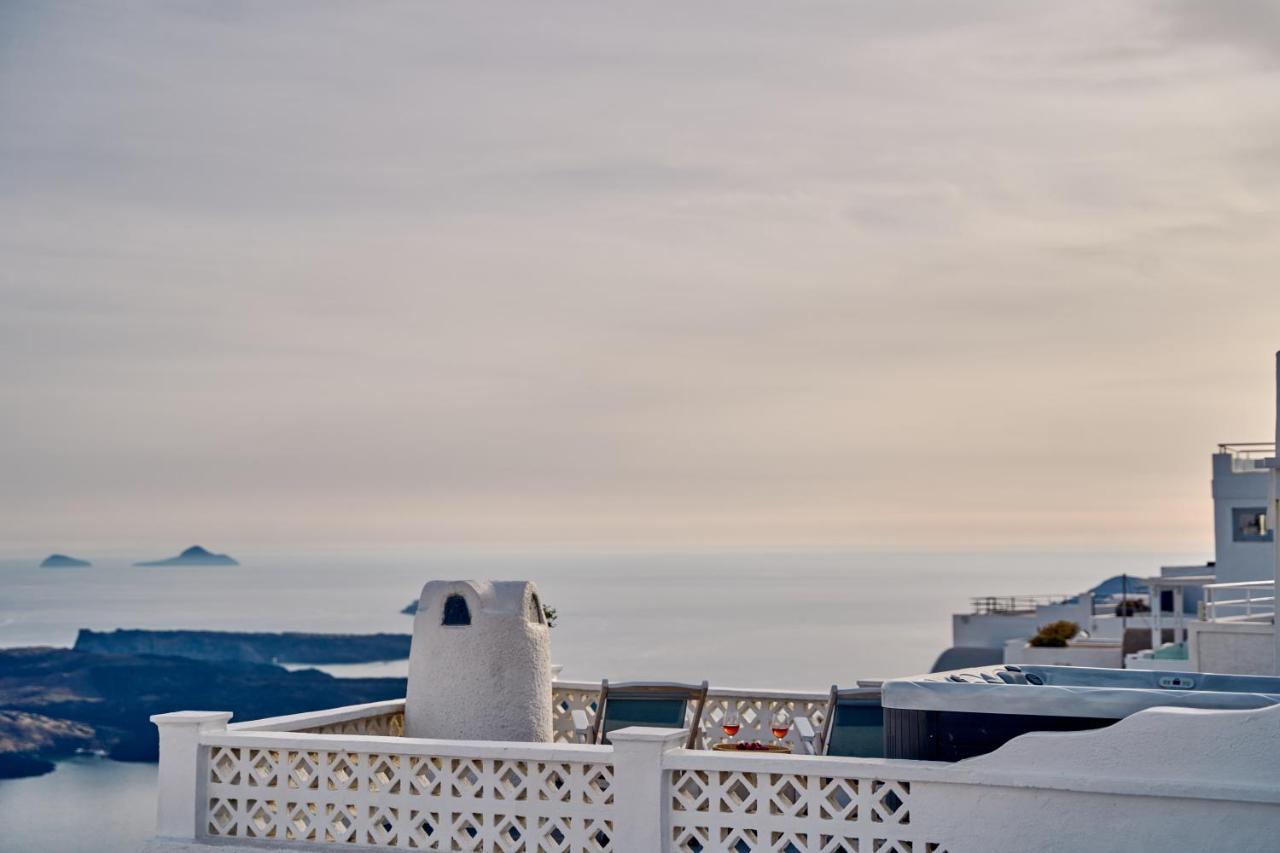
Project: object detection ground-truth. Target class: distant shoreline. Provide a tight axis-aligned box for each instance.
[74,628,410,665]
[0,647,405,779]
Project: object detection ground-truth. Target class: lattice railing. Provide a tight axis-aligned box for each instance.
[298,709,405,737]
[552,681,602,743]
[552,682,832,750]
[232,685,834,749]
[156,692,1280,853]
[667,757,949,853]
[698,692,830,751]
[201,738,616,850]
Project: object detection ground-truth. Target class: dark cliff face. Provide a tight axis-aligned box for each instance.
[0,711,97,777]
[0,647,406,777]
[74,629,412,664]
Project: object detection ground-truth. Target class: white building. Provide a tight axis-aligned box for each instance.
[1183,354,1280,676]
[1210,443,1275,586]
[947,353,1280,675]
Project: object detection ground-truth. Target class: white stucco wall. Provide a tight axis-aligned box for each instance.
[917,703,1280,852]
[914,782,1277,853]
[952,612,1039,648]
[1188,619,1275,676]
[1212,453,1275,585]
[1003,640,1123,668]
[1034,597,1093,628]
[404,579,552,742]
[954,600,1094,650]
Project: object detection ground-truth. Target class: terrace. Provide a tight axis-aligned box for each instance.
[148,677,1280,852]
[967,594,1074,616]
[1217,442,1277,474]
[1185,580,1277,676]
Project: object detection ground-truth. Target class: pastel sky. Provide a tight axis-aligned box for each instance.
[2,1,1278,553]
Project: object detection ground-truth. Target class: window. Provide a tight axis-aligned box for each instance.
[527,593,544,625]
[442,594,471,626]
[1232,507,1272,543]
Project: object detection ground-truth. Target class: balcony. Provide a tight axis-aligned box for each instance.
[1203,580,1276,624]
[1218,442,1277,474]
[148,680,1280,852]
[968,594,1073,615]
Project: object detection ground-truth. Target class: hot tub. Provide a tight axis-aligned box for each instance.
[880,664,1280,761]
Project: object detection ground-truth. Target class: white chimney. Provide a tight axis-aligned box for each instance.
[404,579,553,742]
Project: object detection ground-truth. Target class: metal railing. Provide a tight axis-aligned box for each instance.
[1202,580,1275,622]
[969,594,1074,615]
[1218,442,1276,473]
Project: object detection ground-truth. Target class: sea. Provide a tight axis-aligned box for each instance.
[0,549,1199,852]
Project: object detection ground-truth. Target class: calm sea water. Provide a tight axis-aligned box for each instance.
[0,549,1199,852]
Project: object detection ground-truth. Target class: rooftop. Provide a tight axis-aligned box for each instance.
[1218,442,1277,473]
[146,674,1280,852]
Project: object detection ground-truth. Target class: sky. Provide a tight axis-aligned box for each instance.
[2,1,1279,553]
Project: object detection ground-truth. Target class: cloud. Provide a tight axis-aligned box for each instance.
[1,1,1278,551]
[1162,0,1280,63]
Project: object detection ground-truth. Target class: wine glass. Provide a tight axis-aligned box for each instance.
[770,710,791,748]
[721,706,741,745]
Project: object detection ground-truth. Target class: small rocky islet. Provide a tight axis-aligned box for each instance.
[5,547,418,779]
[39,554,91,568]
[134,545,238,567]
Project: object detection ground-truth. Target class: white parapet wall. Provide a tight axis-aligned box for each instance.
[148,684,1280,853]
[1003,638,1123,668]
[922,703,1280,852]
[1188,618,1275,676]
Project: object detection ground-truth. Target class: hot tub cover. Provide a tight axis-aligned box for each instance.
[882,665,1280,719]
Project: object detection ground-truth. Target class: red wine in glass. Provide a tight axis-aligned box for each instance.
[722,708,742,744]
[770,711,791,745]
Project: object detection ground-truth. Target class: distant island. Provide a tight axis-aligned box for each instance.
[0,647,404,779]
[402,600,419,615]
[75,628,411,665]
[39,554,91,568]
[134,545,238,567]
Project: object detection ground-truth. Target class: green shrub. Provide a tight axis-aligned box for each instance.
[1114,598,1149,617]
[1028,620,1079,647]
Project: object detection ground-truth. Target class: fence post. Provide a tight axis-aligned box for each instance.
[150,711,233,840]
[608,726,686,852]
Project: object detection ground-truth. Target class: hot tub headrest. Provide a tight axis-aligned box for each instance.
[882,669,1280,719]
[1005,665,1280,693]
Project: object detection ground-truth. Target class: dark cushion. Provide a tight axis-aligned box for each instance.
[827,698,884,757]
[601,697,687,744]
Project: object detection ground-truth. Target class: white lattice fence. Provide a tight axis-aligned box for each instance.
[299,710,405,737]
[552,683,830,749]
[698,693,829,751]
[668,761,949,853]
[552,682,602,743]
[155,700,1280,853]
[201,739,616,851]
